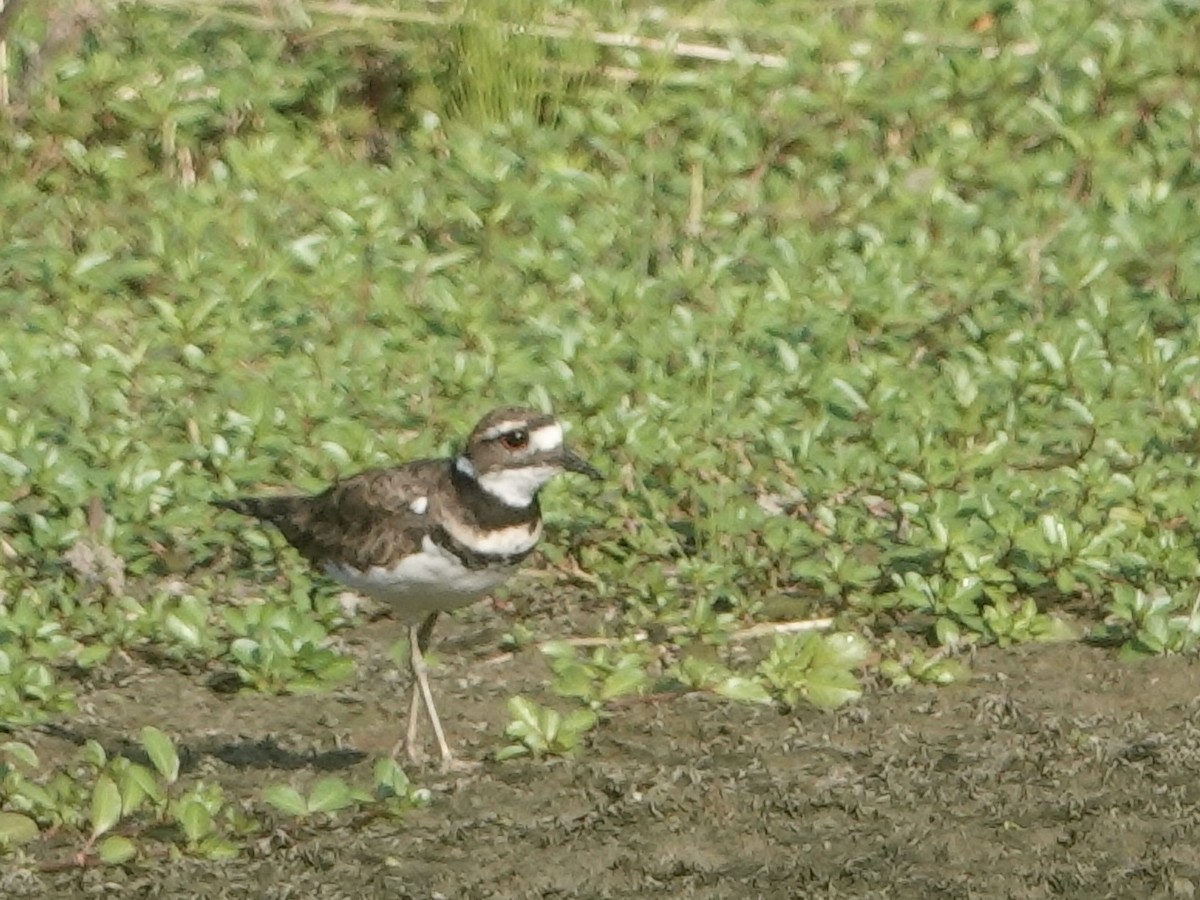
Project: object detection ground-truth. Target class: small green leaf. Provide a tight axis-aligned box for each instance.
[307,777,354,814]
[599,664,647,701]
[263,784,308,817]
[934,618,962,647]
[165,613,201,646]
[90,775,122,838]
[552,663,595,699]
[179,800,214,843]
[804,672,863,709]
[12,780,53,810]
[76,644,114,669]
[879,658,913,686]
[562,707,599,735]
[923,659,969,684]
[84,739,108,769]
[494,744,529,761]
[229,638,260,665]
[121,763,163,812]
[197,835,239,860]
[815,632,870,669]
[537,707,563,745]
[0,812,39,846]
[831,377,869,412]
[118,764,148,817]
[1037,616,1079,643]
[1,741,39,769]
[373,758,411,797]
[140,726,180,784]
[677,655,727,689]
[507,695,541,731]
[713,675,773,705]
[97,835,137,864]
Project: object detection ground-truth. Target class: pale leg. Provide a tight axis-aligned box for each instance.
[394,613,453,765]
[409,614,453,764]
[400,687,423,762]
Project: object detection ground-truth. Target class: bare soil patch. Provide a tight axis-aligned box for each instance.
[8,600,1200,900]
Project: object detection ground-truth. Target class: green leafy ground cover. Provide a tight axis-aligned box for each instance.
[1,0,1199,870]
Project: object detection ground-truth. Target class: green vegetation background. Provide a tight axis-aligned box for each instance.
[1,0,1199,862]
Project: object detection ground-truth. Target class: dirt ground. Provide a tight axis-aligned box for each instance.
[7,596,1200,900]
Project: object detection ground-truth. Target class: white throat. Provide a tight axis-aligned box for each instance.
[477,465,560,508]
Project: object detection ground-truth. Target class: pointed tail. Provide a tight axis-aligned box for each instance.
[211,495,305,525]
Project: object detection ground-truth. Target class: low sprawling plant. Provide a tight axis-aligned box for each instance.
[498,696,599,760]
[0,729,427,864]
[1107,586,1200,658]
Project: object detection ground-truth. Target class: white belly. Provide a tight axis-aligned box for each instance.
[324,535,516,619]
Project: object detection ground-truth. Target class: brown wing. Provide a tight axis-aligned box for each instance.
[221,460,450,571]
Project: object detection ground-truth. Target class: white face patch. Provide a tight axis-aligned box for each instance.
[477,465,561,508]
[409,496,428,515]
[442,514,543,556]
[324,536,515,619]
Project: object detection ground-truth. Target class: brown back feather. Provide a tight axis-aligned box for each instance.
[216,458,543,572]
[273,461,447,570]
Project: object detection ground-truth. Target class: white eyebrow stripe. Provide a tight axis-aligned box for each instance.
[528,423,563,452]
[479,420,563,452]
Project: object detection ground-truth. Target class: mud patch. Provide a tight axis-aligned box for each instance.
[7,608,1200,899]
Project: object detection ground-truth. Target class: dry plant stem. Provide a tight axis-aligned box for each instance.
[539,23,786,68]
[724,619,836,640]
[137,0,788,68]
[0,0,12,107]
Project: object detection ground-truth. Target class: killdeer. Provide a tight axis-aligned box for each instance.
[213,406,600,767]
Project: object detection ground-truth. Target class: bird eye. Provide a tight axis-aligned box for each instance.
[500,429,529,450]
